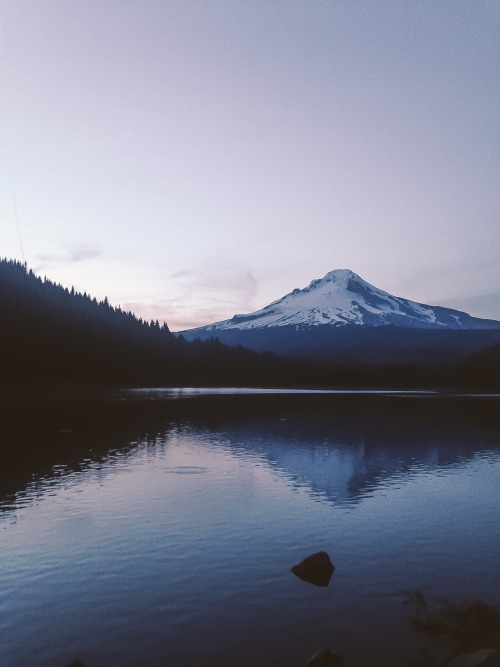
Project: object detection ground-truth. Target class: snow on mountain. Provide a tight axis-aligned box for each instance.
[182,269,500,334]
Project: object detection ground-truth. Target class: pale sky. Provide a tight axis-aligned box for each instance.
[1,0,499,330]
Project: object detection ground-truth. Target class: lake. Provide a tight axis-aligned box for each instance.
[1,389,500,666]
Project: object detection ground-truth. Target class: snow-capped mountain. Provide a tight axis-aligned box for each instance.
[181,269,500,334]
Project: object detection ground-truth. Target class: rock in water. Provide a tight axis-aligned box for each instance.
[304,647,343,666]
[291,551,335,587]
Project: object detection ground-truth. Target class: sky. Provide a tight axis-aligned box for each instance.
[1,0,499,331]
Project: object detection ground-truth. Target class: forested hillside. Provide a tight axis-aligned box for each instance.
[0,259,283,386]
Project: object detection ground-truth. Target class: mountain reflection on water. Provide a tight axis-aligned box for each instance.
[186,393,500,507]
[3,389,499,510]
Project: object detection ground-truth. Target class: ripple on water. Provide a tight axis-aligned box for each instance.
[164,465,208,474]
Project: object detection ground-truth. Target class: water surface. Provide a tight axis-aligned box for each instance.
[1,390,499,666]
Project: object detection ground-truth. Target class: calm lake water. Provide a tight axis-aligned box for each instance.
[1,389,500,666]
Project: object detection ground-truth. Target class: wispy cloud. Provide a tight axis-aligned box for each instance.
[153,260,258,330]
[34,244,102,272]
[119,260,260,331]
[67,245,102,263]
[170,264,258,302]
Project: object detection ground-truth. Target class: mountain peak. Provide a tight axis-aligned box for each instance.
[323,268,358,282]
[307,269,362,291]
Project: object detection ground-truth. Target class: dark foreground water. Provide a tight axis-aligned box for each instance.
[1,389,500,666]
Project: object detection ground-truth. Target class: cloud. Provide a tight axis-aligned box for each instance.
[168,260,258,308]
[67,244,102,263]
[131,260,262,331]
[170,263,258,302]
[34,244,102,272]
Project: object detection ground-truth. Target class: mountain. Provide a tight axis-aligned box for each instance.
[178,269,500,363]
[182,269,500,333]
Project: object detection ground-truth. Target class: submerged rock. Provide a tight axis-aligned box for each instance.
[405,592,500,667]
[291,551,335,587]
[409,595,500,647]
[304,647,343,666]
